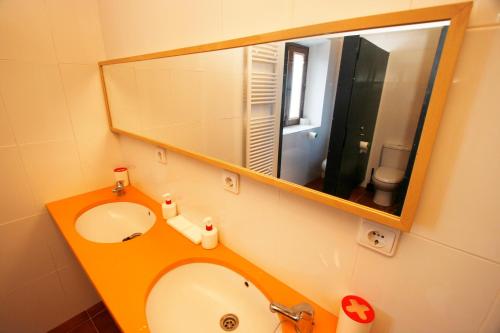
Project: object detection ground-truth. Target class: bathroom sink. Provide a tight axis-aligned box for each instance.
[75,202,156,243]
[146,263,282,333]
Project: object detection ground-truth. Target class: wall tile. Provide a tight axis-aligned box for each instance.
[412,26,500,263]
[0,147,38,224]
[153,146,224,217]
[203,118,244,165]
[59,64,123,188]
[274,191,360,313]
[46,0,106,63]
[0,0,56,63]
[19,140,87,206]
[222,0,292,39]
[97,0,140,58]
[59,64,108,140]
[291,0,410,27]
[0,215,56,294]
[351,234,500,333]
[99,0,222,58]
[0,286,34,333]
[58,263,101,318]
[103,64,142,132]
[218,177,282,271]
[28,272,72,332]
[78,133,123,190]
[0,61,74,144]
[118,136,170,196]
[469,0,500,26]
[159,0,223,50]
[44,213,78,269]
[0,98,16,147]
[410,0,500,27]
[0,272,72,333]
[281,132,311,185]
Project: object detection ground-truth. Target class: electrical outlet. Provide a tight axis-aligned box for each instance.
[156,148,167,164]
[222,170,239,194]
[357,219,400,256]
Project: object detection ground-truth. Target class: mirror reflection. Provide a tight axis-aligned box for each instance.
[103,21,449,216]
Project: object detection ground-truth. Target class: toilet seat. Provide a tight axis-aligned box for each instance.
[374,166,404,184]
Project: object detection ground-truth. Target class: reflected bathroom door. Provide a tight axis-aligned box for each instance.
[324,36,389,199]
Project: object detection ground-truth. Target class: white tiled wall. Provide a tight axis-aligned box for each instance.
[281,41,337,186]
[0,0,121,332]
[99,1,500,332]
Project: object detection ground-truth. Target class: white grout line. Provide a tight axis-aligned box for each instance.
[477,292,500,333]
[348,220,363,284]
[0,212,47,226]
[0,87,43,212]
[55,62,91,191]
[408,231,500,266]
[1,268,61,297]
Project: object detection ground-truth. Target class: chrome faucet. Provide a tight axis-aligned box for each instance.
[270,302,314,333]
[112,180,125,196]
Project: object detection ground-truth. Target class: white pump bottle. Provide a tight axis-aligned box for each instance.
[161,193,177,219]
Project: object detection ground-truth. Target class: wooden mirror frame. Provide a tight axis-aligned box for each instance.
[98,2,471,231]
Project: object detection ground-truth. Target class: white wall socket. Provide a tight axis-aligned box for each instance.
[222,170,239,194]
[357,219,400,256]
[156,147,167,164]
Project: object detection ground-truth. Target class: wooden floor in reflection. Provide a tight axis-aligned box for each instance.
[305,178,398,215]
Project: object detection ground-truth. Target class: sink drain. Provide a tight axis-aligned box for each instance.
[220,313,239,331]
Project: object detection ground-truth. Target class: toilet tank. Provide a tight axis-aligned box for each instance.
[380,144,411,170]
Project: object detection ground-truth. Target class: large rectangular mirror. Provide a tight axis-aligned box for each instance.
[99,3,471,230]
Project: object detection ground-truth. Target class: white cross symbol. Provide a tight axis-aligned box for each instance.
[346,299,370,320]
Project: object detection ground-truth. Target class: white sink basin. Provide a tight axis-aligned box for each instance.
[75,202,155,243]
[146,263,282,333]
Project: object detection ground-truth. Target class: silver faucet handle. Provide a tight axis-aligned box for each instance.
[270,302,314,333]
[294,303,314,333]
[293,303,314,320]
[112,180,126,195]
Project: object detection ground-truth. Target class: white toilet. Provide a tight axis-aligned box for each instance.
[372,144,410,206]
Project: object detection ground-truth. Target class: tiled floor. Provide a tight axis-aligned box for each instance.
[304,177,324,192]
[305,178,399,215]
[349,186,398,214]
[48,302,121,333]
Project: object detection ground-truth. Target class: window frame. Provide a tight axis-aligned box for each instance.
[282,43,309,127]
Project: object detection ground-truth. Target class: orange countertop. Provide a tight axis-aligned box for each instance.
[47,186,338,333]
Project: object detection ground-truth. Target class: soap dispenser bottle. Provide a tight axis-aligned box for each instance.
[162,193,177,219]
[201,217,218,249]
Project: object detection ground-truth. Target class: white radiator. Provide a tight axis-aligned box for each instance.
[245,44,283,176]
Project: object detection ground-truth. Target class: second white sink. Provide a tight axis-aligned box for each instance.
[146,263,282,333]
[75,202,155,243]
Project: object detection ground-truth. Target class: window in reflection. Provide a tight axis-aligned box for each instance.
[283,44,309,126]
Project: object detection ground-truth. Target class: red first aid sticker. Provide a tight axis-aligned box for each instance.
[341,295,375,323]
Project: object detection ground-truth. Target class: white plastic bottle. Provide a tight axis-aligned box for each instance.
[201,217,218,249]
[161,193,177,219]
